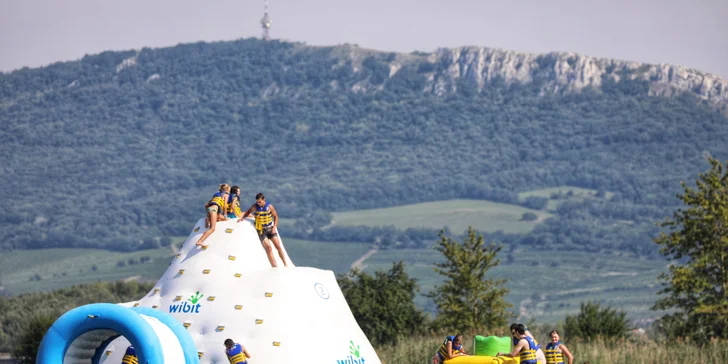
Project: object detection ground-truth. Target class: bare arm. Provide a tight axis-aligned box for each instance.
[238,205,255,222]
[269,204,279,231]
[560,344,573,364]
[242,345,251,359]
[499,339,525,358]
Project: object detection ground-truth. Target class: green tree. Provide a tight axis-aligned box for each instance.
[13,312,59,363]
[653,157,728,343]
[428,227,513,333]
[338,262,425,346]
[563,301,631,341]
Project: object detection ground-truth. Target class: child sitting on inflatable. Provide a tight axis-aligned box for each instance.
[431,334,469,363]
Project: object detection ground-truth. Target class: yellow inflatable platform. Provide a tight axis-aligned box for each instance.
[444,356,520,364]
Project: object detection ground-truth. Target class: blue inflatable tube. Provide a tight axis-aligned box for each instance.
[132,306,199,364]
[37,303,164,364]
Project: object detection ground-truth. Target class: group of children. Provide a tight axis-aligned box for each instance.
[195,184,289,268]
[121,339,250,364]
[433,324,574,364]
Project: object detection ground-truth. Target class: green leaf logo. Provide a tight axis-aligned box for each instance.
[349,340,360,358]
[188,291,203,304]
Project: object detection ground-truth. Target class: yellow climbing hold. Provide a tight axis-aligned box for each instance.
[234,273,242,278]
[265,292,273,297]
[207,296,216,301]
[255,319,264,325]
[202,269,211,274]
[273,342,281,347]
[178,269,185,275]
[225,228,233,233]
[133,303,140,307]
[183,322,191,328]
[197,352,204,358]
[201,245,208,250]
[216,325,225,331]
[152,305,158,309]
[174,296,182,301]
[194,227,200,232]
[228,255,236,261]
[234,305,243,310]
[105,351,113,356]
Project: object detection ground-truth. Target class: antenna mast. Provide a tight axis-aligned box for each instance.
[261,0,272,40]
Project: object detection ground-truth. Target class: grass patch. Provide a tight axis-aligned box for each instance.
[518,186,614,211]
[327,199,552,234]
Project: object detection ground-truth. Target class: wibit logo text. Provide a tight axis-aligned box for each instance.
[169,292,204,313]
[337,340,366,364]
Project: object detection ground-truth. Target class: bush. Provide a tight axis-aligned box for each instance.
[13,312,60,363]
[521,212,539,221]
[564,301,632,341]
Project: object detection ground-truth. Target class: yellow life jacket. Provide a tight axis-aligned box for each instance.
[227,194,242,216]
[226,343,247,364]
[519,337,538,364]
[545,342,564,364]
[208,191,228,211]
[253,202,274,232]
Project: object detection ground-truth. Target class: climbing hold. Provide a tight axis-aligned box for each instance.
[201,245,208,250]
[225,228,233,233]
[265,292,273,297]
[234,273,242,278]
[216,325,225,331]
[197,352,204,358]
[174,295,182,301]
[255,319,264,325]
[151,305,158,309]
[132,303,140,307]
[105,351,112,356]
[228,255,236,261]
[207,296,216,301]
[183,322,192,328]
[153,288,160,294]
[273,342,281,347]
[176,253,181,258]
[194,227,200,232]
[202,269,211,274]
[234,305,243,310]
[178,269,185,275]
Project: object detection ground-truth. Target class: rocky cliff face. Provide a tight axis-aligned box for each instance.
[341,45,728,110]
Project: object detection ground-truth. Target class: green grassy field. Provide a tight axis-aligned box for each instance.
[361,246,666,323]
[327,199,552,234]
[0,238,371,295]
[518,186,614,211]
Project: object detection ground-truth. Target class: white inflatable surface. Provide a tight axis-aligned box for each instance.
[92,218,381,364]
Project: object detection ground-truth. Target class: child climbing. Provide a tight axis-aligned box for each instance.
[238,192,288,267]
[224,338,251,364]
[196,184,230,246]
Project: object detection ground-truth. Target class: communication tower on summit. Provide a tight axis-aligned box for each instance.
[261,0,272,40]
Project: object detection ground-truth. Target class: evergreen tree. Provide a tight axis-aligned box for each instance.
[428,227,513,333]
[653,157,728,343]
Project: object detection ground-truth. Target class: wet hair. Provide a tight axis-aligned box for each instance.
[453,334,464,343]
[255,192,265,200]
[515,324,526,335]
[549,330,560,337]
[231,186,240,196]
[219,183,231,192]
[224,338,234,347]
[510,323,519,332]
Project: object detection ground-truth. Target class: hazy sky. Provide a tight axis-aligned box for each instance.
[2,0,727,78]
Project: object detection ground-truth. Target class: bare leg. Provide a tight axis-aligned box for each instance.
[270,235,288,267]
[261,238,277,267]
[196,210,218,246]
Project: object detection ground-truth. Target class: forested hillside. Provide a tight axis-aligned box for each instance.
[1,38,727,257]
